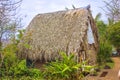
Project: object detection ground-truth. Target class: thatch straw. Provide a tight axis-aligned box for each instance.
[19,8,99,64]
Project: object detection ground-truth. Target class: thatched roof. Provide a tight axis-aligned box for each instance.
[19,8,98,62]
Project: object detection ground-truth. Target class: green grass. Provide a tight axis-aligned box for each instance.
[99,62,114,69]
[97,59,114,69]
[106,62,114,68]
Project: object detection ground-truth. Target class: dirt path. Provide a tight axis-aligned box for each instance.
[86,57,120,80]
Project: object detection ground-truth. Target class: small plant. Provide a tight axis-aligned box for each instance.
[81,61,97,76]
[43,52,94,80]
[9,60,43,78]
[43,52,82,80]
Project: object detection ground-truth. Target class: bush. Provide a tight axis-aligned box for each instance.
[97,38,112,66]
[0,43,42,78]
[1,76,44,80]
[9,60,29,77]
[0,44,19,77]
[0,30,43,79]
[1,56,43,78]
[108,21,120,48]
[43,52,94,80]
[9,60,43,78]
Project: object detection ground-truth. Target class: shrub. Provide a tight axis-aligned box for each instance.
[107,21,120,48]
[9,60,43,78]
[0,30,43,79]
[97,38,112,66]
[0,44,18,76]
[43,52,94,80]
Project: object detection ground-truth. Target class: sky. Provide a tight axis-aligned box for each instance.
[19,0,106,27]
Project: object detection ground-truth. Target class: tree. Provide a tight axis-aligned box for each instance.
[108,21,120,48]
[0,0,22,48]
[94,13,107,36]
[0,0,22,69]
[103,0,120,22]
[95,13,112,66]
[94,13,101,22]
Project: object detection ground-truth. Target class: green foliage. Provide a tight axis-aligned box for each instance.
[29,68,42,78]
[95,14,113,68]
[23,43,32,49]
[15,30,25,43]
[0,29,95,79]
[97,21,107,36]
[0,43,42,78]
[95,15,107,36]
[95,13,107,36]
[108,18,114,26]
[9,60,42,78]
[106,61,114,69]
[0,29,43,79]
[0,43,18,76]
[97,38,112,66]
[94,13,101,22]
[108,21,120,48]
[3,44,18,64]
[9,60,28,77]
[43,52,94,80]
[1,76,44,80]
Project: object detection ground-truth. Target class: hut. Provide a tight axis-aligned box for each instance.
[19,6,99,65]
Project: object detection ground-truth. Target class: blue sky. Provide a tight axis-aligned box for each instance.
[19,0,106,27]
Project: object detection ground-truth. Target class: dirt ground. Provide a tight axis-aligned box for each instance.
[86,57,120,80]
